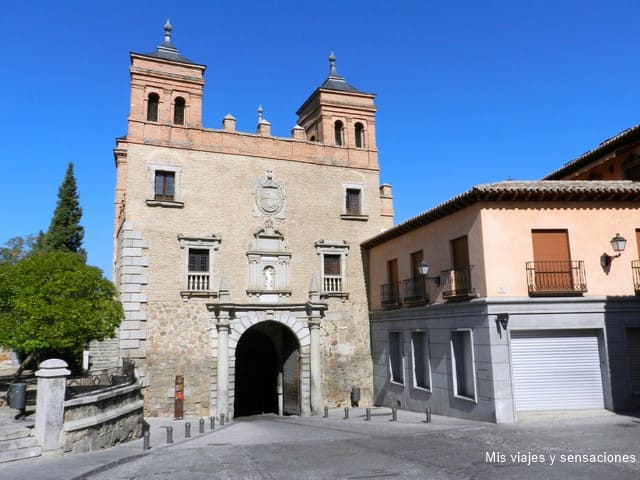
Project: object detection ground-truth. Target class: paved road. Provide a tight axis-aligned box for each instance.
[86,410,640,480]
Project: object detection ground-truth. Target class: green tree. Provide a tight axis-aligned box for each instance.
[0,251,123,378]
[41,162,86,258]
[0,235,38,265]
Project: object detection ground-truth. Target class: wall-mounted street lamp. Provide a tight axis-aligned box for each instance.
[600,233,627,269]
[496,313,509,330]
[418,260,441,285]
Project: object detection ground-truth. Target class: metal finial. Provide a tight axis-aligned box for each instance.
[258,104,263,122]
[164,19,172,43]
[328,51,338,77]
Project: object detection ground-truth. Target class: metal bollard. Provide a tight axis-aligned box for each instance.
[220,413,225,426]
[344,407,349,420]
[143,430,150,450]
[425,408,431,423]
[199,418,205,434]
[210,416,216,430]
[323,406,329,418]
[185,422,191,438]
[165,426,173,444]
[391,407,397,422]
[365,407,371,421]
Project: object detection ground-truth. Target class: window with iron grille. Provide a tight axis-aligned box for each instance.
[154,171,175,201]
[389,331,404,384]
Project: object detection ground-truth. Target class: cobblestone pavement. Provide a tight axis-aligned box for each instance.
[83,409,640,480]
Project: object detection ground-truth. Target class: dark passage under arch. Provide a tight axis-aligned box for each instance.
[234,321,300,418]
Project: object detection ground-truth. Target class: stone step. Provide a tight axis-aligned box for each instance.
[0,445,42,463]
[0,424,32,442]
[0,434,38,452]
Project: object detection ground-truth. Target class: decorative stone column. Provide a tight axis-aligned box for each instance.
[307,273,323,414]
[309,319,322,414]
[35,359,71,452]
[216,318,230,420]
[214,273,231,421]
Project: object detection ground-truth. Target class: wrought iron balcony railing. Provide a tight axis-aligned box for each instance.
[401,276,426,303]
[380,282,400,306]
[441,265,476,300]
[526,260,587,295]
[632,260,640,293]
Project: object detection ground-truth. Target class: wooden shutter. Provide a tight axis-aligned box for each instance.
[531,230,571,290]
[188,249,209,272]
[324,254,341,276]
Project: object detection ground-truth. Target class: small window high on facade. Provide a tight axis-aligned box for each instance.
[345,188,361,215]
[154,171,175,201]
[355,122,364,148]
[334,120,344,146]
[174,97,185,125]
[147,93,159,122]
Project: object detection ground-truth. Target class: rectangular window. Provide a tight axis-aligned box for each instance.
[187,248,209,291]
[188,249,209,272]
[345,188,361,215]
[451,330,475,400]
[322,253,343,293]
[154,171,175,201]
[412,331,431,390]
[389,331,404,384]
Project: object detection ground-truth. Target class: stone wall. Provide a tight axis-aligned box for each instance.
[61,382,144,454]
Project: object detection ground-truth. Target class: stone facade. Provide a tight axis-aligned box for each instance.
[98,23,393,418]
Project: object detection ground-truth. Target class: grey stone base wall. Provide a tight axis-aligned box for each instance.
[370,296,640,424]
[62,382,144,454]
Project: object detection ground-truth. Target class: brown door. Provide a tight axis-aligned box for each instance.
[531,230,572,290]
[451,236,470,292]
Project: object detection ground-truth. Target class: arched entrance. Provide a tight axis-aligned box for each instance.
[234,321,300,417]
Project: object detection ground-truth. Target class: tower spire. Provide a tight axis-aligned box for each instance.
[163,19,172,44]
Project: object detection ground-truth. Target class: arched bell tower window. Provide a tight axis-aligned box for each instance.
[334,120,344,146]
[355,122,364,148]
[174,97,186,125]
[147,93,159,122]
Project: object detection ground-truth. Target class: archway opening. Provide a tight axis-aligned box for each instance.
[234,321,300,418]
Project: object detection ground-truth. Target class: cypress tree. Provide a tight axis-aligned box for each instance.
[42,162,86,259]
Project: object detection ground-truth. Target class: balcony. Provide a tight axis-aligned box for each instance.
[380,282,400,307]
[323,275,344,294]
[526,260,587,296]
[187,273,210,291]
[441,265,477,300]
[632,260,640,293]
[401,276,427,304]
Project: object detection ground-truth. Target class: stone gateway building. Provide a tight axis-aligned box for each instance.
[99,23,394,418]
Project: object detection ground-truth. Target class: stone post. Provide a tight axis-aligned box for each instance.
[35,359,70,452]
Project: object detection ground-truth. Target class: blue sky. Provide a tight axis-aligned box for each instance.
[3,1,640,277]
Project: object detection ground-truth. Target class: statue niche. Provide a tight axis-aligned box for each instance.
[246,220,291,302]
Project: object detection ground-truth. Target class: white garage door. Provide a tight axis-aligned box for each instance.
[511,330,604,411]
